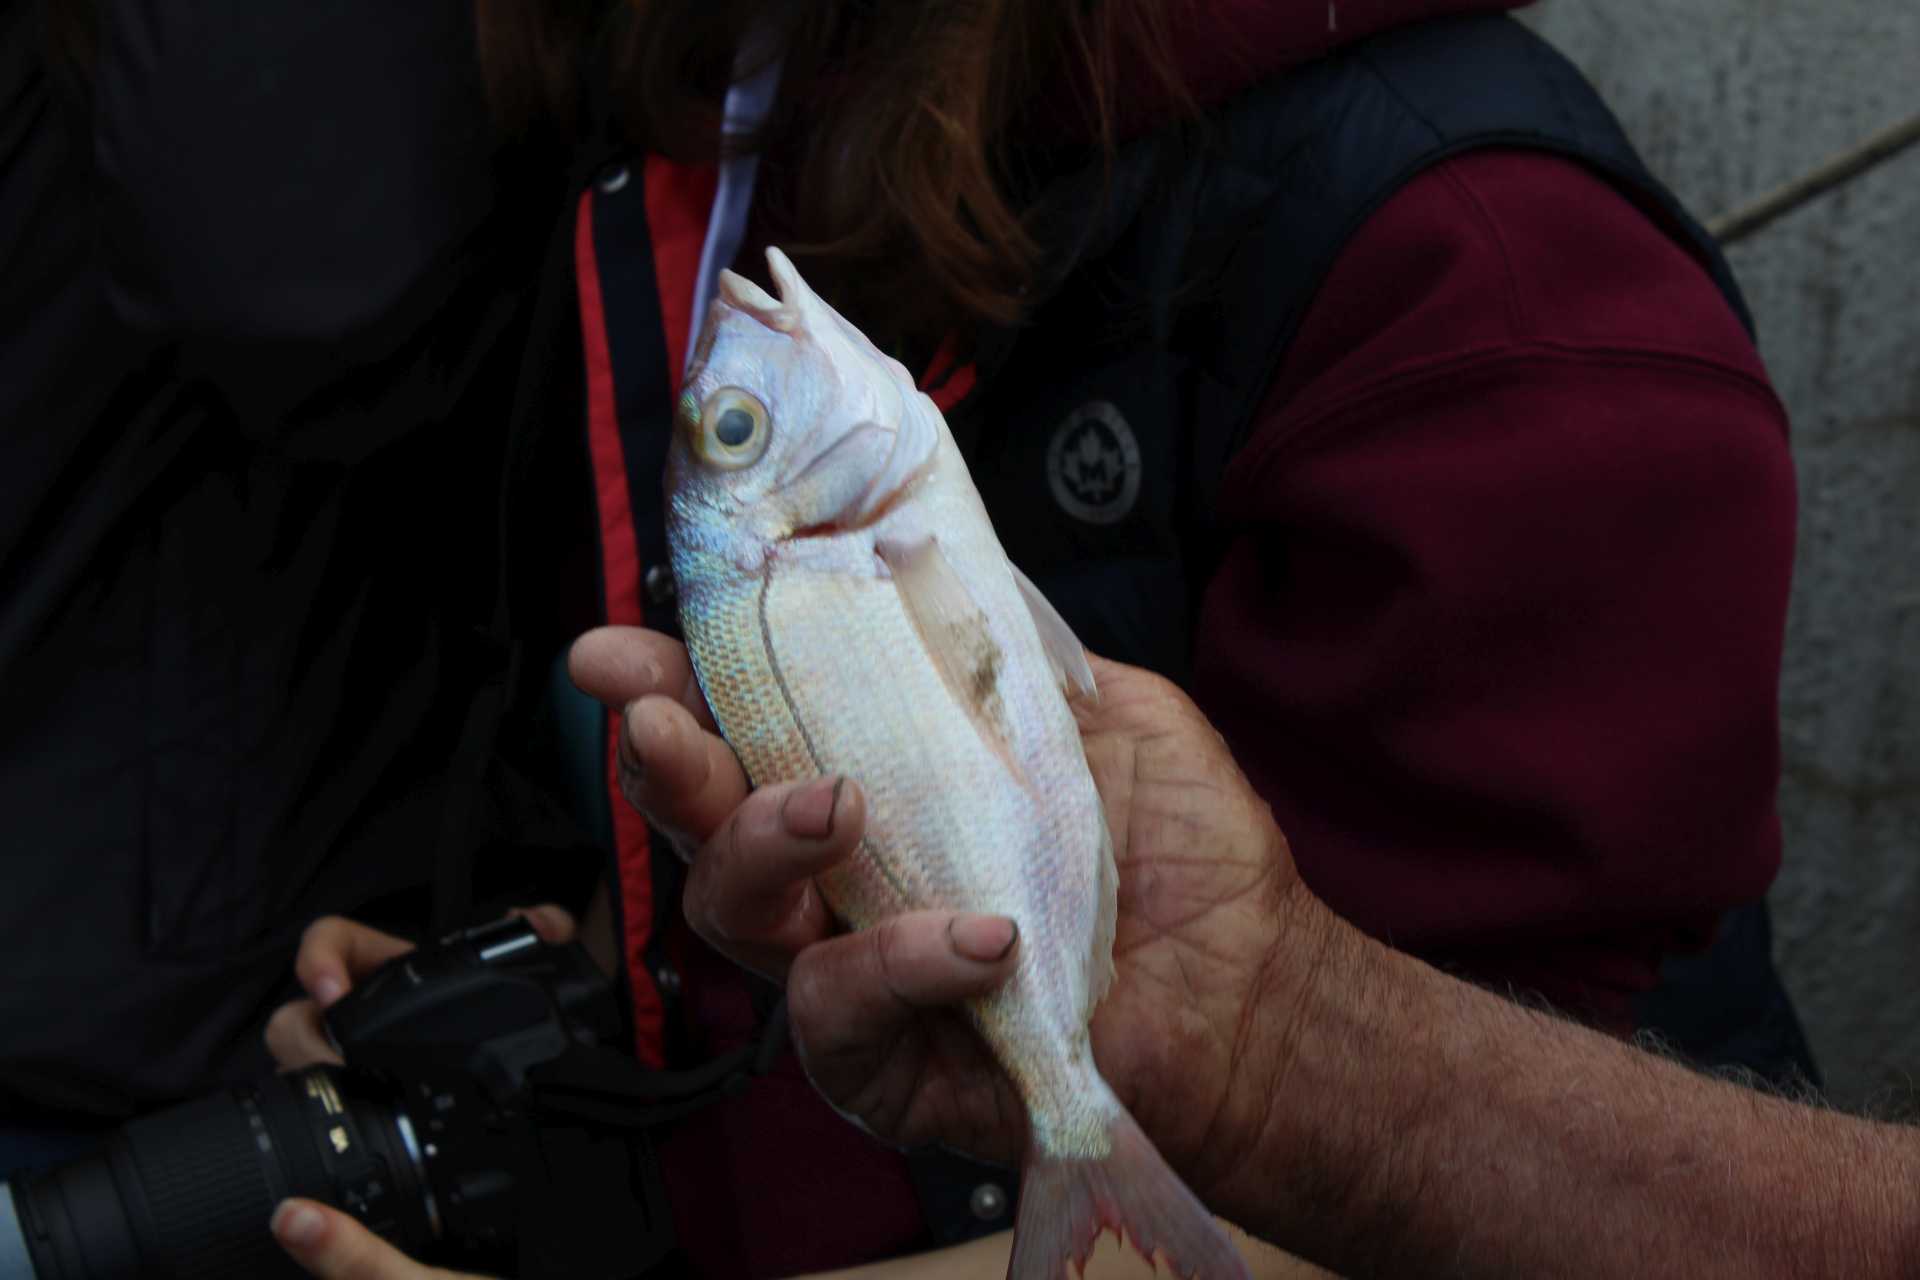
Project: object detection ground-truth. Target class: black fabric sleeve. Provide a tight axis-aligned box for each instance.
[91,0,497,340]
[88,0,515,443]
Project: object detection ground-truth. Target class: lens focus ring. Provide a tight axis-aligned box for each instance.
[120,1093,291,1278]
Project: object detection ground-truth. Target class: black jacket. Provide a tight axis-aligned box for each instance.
[0,0,589,1118]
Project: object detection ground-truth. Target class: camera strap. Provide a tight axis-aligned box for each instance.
[526,997,789,1133]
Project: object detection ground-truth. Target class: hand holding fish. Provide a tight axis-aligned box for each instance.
[569,627,1323,1259]
[574,248,1330,1278]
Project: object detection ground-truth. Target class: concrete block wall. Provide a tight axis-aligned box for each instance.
[1520,3,1920,1106]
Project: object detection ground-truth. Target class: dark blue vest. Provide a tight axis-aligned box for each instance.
[920,12,1814,1244]
[958,13,1752,684]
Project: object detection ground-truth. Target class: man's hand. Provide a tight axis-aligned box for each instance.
[264,907,576,1069]
[567,626,1317,1206]
[572,628,1920,1280]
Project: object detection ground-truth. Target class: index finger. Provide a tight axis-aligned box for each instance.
[569,626,716,732]
[294,918,415,1008]
[680,776,864,979]
[620,694,751,850]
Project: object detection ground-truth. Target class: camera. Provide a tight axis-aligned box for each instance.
[0,916,770,1279]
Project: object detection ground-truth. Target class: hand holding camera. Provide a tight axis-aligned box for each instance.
[3,913,681,1280]
[257,910,578,1280]
[265,908,580,1073]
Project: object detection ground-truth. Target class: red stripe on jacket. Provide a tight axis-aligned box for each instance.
[573,189,666,1066]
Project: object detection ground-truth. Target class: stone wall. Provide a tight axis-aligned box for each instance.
[1520,2,1920,1106]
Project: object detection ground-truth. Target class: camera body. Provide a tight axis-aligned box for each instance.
[316,915,676,1278]
[6,918,682,1280]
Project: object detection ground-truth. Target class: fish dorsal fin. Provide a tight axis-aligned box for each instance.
[1009,563,1098,701]
[878,537,1020,776]
[717,268,793,331]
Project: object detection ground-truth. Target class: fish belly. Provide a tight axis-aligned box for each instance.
[764,558,1113,1144]
[680,542,1112,1144]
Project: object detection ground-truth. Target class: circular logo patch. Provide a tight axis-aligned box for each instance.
[1046,401,1141,526]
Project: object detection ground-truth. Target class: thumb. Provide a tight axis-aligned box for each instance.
[505,903,577,944]
[272,1199,479,1280]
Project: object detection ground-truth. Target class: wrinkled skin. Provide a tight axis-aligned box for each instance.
[259,628,1314,1279]
[567,625,1316,1211]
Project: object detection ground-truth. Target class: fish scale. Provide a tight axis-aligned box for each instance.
[685,528,1110,1151]
[667,247,1250,1280]
[758,553,1101,1124]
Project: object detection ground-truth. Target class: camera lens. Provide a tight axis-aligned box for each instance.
[2,1067,436,1279]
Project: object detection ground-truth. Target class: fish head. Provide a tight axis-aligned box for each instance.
[667,247,943,561]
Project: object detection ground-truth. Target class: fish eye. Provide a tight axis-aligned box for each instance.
[716,407,754,447]
[691,387,770,470]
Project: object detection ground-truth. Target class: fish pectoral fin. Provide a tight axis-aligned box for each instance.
[878,537,1020,772]
[1009,563,1098,701]
[1088,809,1119,1009]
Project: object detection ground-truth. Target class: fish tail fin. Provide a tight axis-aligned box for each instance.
[1008,1106,1250,1280]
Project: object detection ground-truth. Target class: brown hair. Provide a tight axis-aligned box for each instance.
[471,0,596,138]
[495,0,1194,356]
[50,0,1192,357]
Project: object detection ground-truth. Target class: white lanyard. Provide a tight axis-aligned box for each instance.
[686,36,784,377]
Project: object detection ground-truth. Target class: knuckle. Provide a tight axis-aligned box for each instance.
[722,804,752,876]
[686,837,747,945]
[738,785,784,843]
[298,916,345,957]
[869,920,910,995]
[680,871,716,938]
[619,701,645,759]
[264,1002,316,1064]
[532,903,575,940]
[263,1005,296,1051]
[665,829,700,864]
[1138,667,1177,699]
[633,696,676,752]
[617,770,649,822]
[786,952,832,1029]
[680,673,710,718]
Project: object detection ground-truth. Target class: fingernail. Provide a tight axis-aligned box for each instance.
[312,976,345,1007]
[271,1201,325,1249]
[782,777,843,839]
[949,915,1018,962]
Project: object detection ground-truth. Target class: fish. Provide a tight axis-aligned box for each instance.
[666,246,1249,1280]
